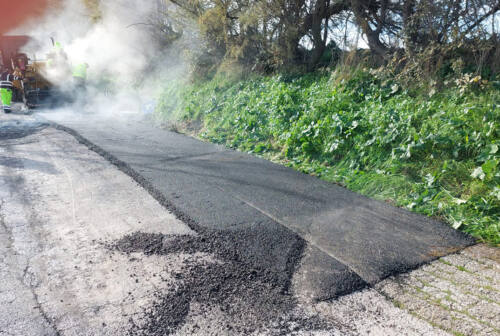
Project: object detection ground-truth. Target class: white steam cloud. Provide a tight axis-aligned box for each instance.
[13,0,192,117]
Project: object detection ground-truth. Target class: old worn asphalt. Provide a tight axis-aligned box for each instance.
[42,111,474,301]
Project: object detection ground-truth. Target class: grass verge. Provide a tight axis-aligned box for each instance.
[156,70,500,245]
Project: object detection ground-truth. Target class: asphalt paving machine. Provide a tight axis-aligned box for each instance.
[1,35,66,108]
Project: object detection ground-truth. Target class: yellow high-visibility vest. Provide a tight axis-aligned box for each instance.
[72,63,87,79]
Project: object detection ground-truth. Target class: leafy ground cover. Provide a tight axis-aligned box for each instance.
[156,70,500,245]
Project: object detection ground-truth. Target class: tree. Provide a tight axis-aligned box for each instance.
[163,0,500,74]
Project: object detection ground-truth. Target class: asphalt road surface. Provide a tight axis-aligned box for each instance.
[0,108,475,335]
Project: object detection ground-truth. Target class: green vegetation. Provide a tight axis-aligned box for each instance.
[156,69,500,245]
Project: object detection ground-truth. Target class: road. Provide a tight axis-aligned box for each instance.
[1,108,495,336]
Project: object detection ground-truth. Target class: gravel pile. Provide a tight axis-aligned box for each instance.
[111,230,335,335]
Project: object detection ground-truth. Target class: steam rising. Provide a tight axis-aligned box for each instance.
[13,0,189,117]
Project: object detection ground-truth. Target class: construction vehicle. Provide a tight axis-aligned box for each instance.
[0,35,64,108]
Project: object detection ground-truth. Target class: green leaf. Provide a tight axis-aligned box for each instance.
[490,187,500,200]
[471,166,485,180]
[490,144,498,154]
[425,173,435,187]
[482,159,498,176]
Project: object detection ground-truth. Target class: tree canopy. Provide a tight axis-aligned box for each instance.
[159,0,499,77]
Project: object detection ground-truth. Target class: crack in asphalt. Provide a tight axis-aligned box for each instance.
[23,263,62,336]
[157,151,222,163]
[0,199,13,249]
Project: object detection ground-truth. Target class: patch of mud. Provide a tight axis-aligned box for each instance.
[110,231,337,335]
[0,120,48,140]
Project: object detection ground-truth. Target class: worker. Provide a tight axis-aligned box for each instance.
[47,41,68,69]
[46,41,71,85]
[0,67,22,113]
[12,67,23,102]
[14,53,27,74]
[53,42,68,60]
[72,62,88,89]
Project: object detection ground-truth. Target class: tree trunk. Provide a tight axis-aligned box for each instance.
[309,0,329,67]
[351,0,389,58]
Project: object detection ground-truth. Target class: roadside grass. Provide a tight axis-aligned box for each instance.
[156,70,500,245]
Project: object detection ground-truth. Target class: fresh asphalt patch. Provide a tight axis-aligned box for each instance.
[42,113,474,333]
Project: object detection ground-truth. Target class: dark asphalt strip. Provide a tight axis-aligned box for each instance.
[0,120,48,140]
